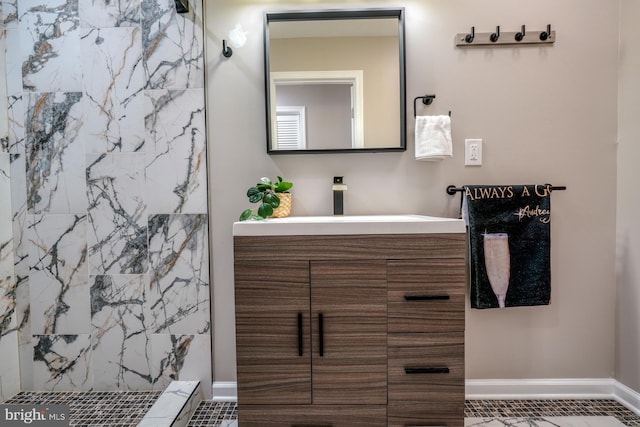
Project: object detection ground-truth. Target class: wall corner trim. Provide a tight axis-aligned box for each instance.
[212,381,238,402]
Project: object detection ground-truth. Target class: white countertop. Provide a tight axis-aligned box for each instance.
[233,214,466,236]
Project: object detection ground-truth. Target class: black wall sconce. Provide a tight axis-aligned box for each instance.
[174,0,189,14]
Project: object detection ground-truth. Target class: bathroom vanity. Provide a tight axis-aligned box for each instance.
[233,215,467,426]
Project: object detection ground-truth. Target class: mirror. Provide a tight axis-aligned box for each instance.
[265,9,406,154]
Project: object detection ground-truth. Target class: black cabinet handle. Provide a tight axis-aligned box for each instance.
[404,295,450,301]
[318,313,324,357]
[297,312,303,357]
[405,367,450,374]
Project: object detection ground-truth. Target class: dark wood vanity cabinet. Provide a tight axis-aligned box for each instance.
[234,234,465,427]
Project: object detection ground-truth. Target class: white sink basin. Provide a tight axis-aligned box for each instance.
[233,214,466,236]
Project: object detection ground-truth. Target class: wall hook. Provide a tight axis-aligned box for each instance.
[490,26,500,43]
[222,40,233,58]
[515,25,526,41]
[465,26,475,43]
[539,24,552,41]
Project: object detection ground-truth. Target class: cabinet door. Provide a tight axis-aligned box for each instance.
[310,260,387,405]
[235,260,311,404]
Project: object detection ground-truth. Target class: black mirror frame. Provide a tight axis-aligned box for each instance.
[264,8,406,154]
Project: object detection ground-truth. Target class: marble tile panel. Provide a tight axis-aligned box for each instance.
[25,91,87,214]
[0,330,20,401]
[0,153,16,337]
[79,0,140,29]
[90,274,154,391]
[19,0,81,93]
[28,214,89,335]
[4,27,22,97]
[0,30,7,153]
[141,0,204,89]
[86,152,148,275]
[147,214,209,334]
[9,154,27,279]
[1,0,18,28]
[150,334,212,398]
[9,154,33,389]
[145,89,207,214]
[16,275,33,391]
[32,334,92,391]
[7,94,25,155]
[80,27,145,153]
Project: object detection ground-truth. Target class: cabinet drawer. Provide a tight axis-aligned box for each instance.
[388,332,464,415]
[388,259,465,333]
[388,332,464,388]
[238,404,386,426]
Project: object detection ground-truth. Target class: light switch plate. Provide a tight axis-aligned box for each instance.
[465,139,482,166]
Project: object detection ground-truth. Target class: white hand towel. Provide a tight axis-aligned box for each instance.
[415,115,452,161]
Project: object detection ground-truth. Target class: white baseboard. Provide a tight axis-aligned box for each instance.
[214,378,640,415]
[466,378,640,415]
[613,380,640,416]
[465,378,617,400]
[212,381,237,402]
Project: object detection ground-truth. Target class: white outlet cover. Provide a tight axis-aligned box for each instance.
[465,139,482,166]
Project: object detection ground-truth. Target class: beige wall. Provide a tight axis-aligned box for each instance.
[206,0,620,385]
[616,0,640,392]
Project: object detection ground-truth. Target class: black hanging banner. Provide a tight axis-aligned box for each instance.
[463,185,552,309]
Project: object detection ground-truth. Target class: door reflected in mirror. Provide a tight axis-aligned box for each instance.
[265,9,406,154]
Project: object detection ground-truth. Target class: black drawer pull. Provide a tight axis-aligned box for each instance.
[318,313,324,357]
[404,295,450,301]
[405,367,450,374]
[297,312,303,357]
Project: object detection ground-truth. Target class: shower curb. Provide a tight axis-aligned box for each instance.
[137,380,203,427]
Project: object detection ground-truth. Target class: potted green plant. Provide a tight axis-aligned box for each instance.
[239,176,293,221]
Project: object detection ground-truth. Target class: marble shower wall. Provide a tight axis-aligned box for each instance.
[1,0,211,398]
[1,2,22,401]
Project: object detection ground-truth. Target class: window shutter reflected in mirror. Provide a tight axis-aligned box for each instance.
[276,106,307,150]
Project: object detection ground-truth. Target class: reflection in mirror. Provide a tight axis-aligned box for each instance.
[265,9,406,154]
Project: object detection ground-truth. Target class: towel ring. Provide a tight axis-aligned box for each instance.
[413,95,435,118]
[414,94,451,118]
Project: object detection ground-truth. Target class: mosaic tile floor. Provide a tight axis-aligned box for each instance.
[465,400,640,427]
[3,393,640,426]
[4,391,161,426]
[186,400,640,427]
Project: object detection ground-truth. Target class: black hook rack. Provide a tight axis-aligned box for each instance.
[446,184,567,196]
[456,24,555,46]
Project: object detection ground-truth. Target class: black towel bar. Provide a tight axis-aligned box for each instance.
[446,184,566,195]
